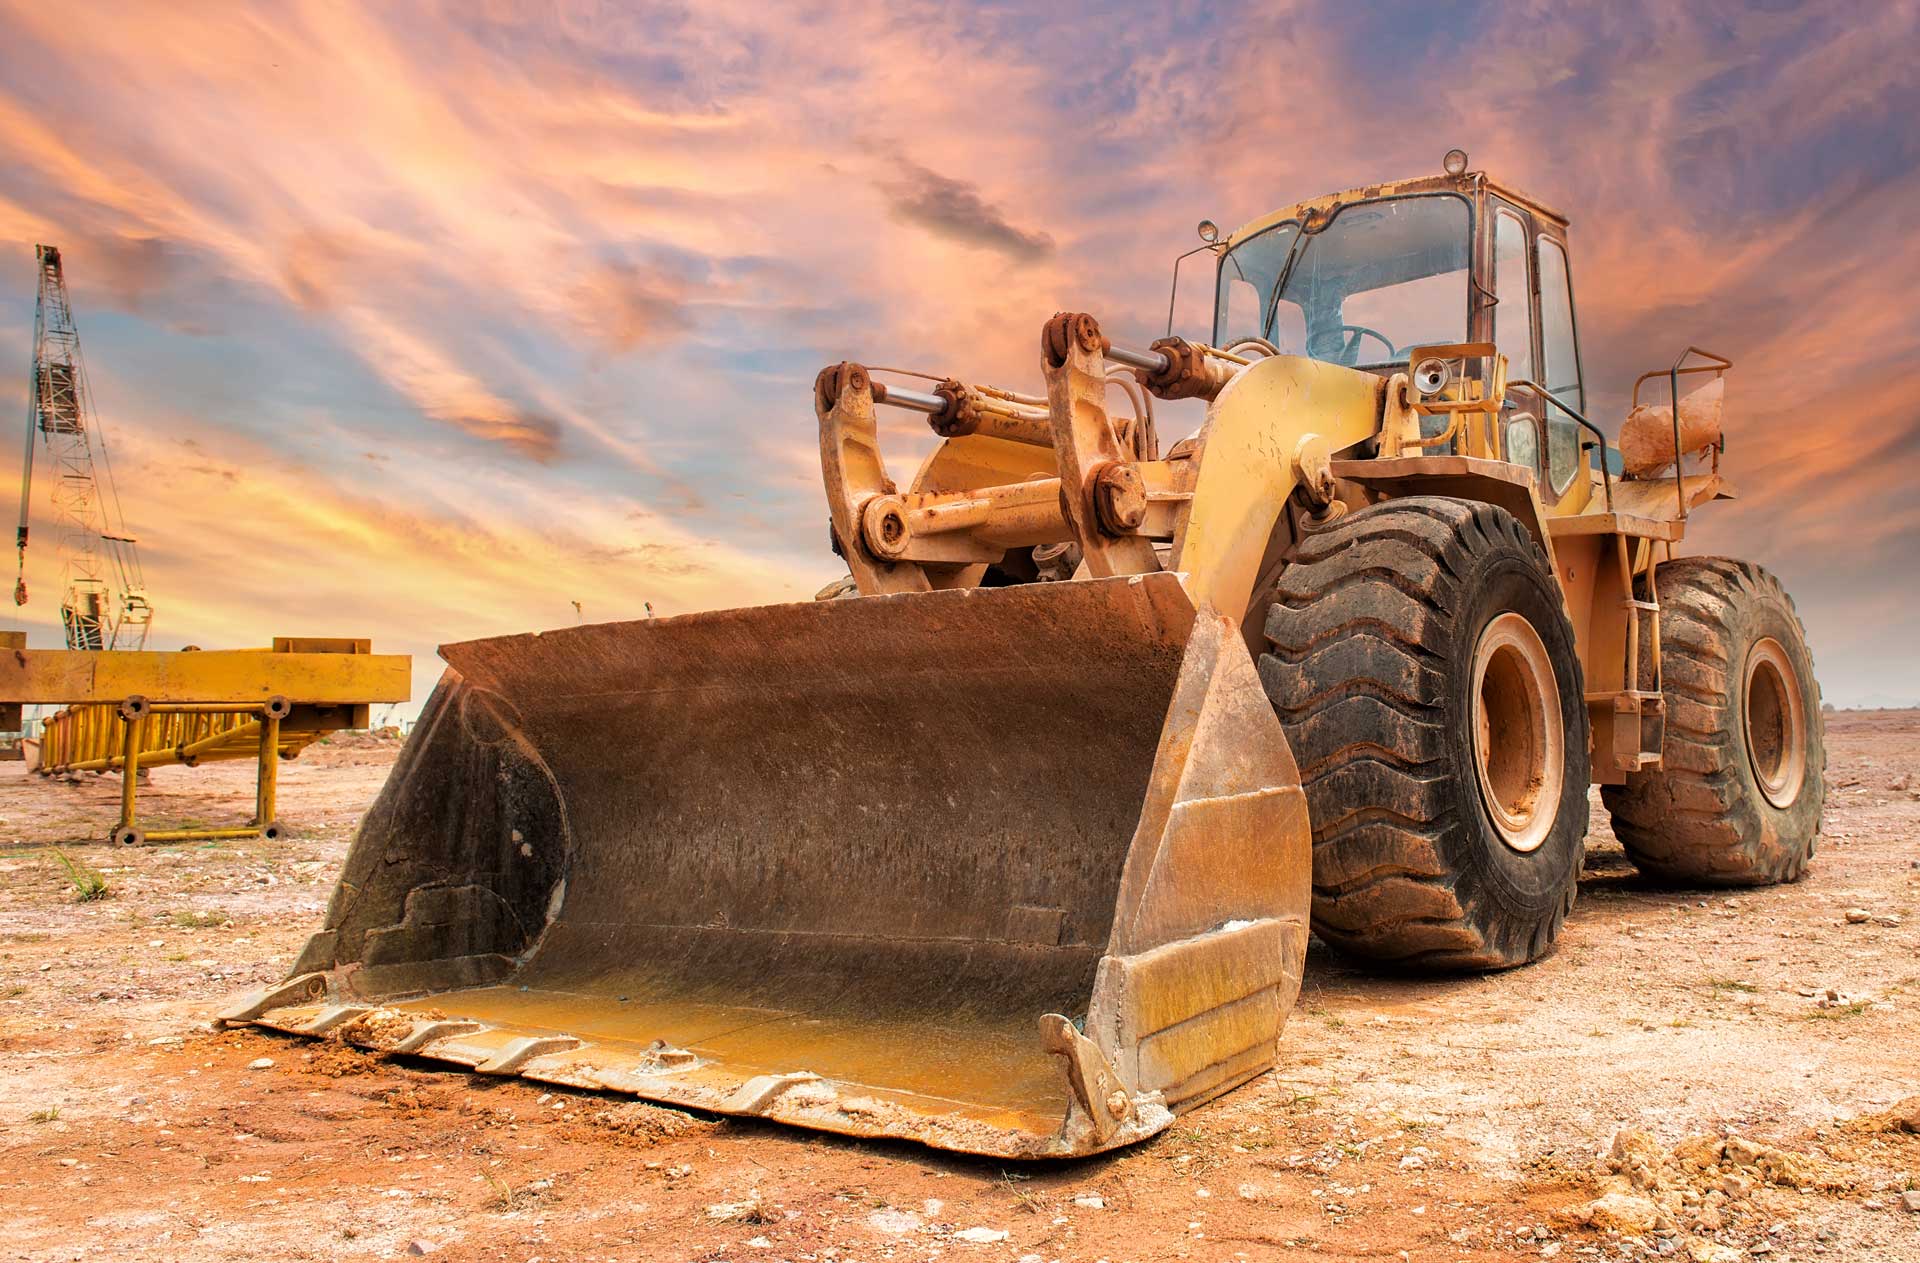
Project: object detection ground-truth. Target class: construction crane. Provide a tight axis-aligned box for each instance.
[14,244,152,650]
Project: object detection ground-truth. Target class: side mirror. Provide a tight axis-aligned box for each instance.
[1164,222,1224,337]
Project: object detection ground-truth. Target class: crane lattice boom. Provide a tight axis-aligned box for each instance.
[16,244,151,650]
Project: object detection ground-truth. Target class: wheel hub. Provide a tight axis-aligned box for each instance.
[1470,612,1565,854]
[1744,636,1806,809]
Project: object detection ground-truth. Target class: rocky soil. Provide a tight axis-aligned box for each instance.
[0,712,1916,1262]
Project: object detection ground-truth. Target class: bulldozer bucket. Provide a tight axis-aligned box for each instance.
[224,573,1310,1158]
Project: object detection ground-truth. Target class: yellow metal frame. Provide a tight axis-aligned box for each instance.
[101,701,287,846]
[4,633,410,845]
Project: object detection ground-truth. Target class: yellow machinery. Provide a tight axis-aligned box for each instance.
[4,635,410,845]
[228,154,1824,1158]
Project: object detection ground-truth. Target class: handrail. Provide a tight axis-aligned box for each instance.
[1630,348,1732,521]
[1508,378,1613,512]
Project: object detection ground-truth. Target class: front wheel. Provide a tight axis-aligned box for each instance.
[1260,497,1590,971]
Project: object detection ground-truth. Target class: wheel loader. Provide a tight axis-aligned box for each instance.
[223,153,1825,1158]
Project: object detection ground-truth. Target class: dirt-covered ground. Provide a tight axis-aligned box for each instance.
[1,713,1916,1262]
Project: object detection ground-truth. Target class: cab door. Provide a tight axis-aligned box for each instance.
[1490,199,1545,482]
[1535,232,1588,504]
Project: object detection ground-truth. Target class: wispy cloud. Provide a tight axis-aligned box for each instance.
[0,0,1913,705]
[875,161,1056,261]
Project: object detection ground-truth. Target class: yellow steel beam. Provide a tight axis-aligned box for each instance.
[0,633,410,706]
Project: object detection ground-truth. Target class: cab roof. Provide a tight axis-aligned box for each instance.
[1225,171,1568,250]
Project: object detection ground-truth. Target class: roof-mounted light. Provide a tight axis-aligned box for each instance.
[1443,148,1469,177]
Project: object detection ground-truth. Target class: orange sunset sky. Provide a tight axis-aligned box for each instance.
[0,1,1915,711]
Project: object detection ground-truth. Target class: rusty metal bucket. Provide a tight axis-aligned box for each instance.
[224,573,1310,1157]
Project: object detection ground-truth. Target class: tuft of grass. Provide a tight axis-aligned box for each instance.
[1706,977,1758,993]
[1806,1002,1869,1021]
[27,1106,60,1123]
[1002,1169,1051,1215]
[51,849,109,902]
[481,1172,515,1211]
[169,909,227,929]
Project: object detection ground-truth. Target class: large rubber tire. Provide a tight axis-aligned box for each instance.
[1259,497,1591,971]
[1601,559,1825,885]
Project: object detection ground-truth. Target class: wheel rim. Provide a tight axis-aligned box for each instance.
[1470,611,1565,854]
[1744,636,1806,809]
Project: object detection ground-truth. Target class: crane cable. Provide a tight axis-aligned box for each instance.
[15,326,36,608]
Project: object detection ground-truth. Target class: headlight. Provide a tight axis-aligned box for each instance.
[1412,357,1451,397]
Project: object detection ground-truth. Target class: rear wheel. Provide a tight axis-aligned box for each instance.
[1601,559,1825,884]
[1259,497,1590,970]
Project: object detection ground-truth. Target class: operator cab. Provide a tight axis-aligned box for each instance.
[1211,152,1593,502]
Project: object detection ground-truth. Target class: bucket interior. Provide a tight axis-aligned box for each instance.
[281,577,1201,1148]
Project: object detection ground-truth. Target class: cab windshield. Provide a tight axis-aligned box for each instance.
[1213,195,1471,368]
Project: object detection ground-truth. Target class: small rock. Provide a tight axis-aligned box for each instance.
[1564,1191,1662,1233]
[953,1226,1009,1244]
[1687,1243,1740,1263]
[247,1057,274,1070]
[1843,908,1871,924]
[1900,1190,1920,1213]
[407,1244,437,1257]
[1072,1193,1105,1210]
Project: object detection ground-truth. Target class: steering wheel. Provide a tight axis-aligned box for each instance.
[1333,324,1397,363]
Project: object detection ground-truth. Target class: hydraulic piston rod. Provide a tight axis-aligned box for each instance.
[1104,343,1171,374]
[875,384,944,413]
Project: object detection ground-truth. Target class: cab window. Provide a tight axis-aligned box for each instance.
[1537,237,1582,412]
[1537,236,1583,492]
[1492,209,1533,384]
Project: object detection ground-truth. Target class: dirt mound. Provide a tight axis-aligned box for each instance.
[303,1042,385,1077]
[1556,1127,1853,1245]
[1840,1095,1920,1136]
[336,1007,443,1048]
[575,1100,719,1147]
